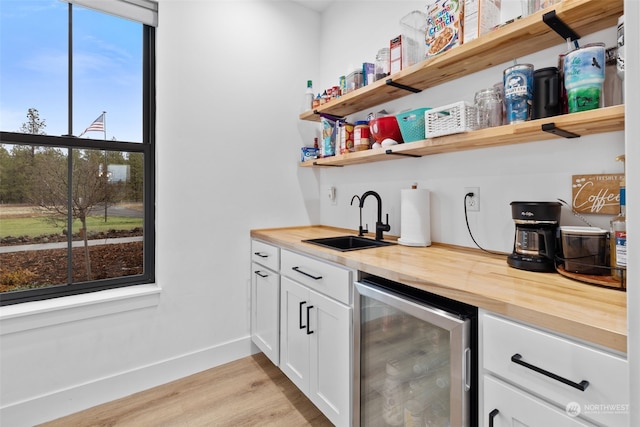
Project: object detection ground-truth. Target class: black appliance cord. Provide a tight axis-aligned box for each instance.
[464,192,506,256]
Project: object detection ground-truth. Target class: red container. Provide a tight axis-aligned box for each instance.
[369,116,404,143]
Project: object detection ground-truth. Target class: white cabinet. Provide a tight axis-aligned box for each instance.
[483,375,597,427]
[280,249,353,427]
[250,240,280,366]
[481,311,629,426]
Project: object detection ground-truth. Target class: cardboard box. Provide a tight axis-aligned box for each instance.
[390,35,402,74]
[425,0,463,58]
[363,63,375,86]
[463,0,501,44]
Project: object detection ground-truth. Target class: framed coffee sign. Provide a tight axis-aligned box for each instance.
[572,174,624,215]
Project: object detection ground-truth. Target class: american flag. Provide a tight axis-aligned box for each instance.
[79,113,105,137]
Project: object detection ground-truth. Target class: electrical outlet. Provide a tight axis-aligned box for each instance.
[327,186,337,205]
[465,187,480,212]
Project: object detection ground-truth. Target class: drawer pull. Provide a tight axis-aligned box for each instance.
[254,251,269,258]
[510,353,590,391]
[292,266,323,280]
[489,409,499,427]
[306,305,314,335]
[254,270,268,278]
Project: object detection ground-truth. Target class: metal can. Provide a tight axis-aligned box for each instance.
[353,121,371,151]
[339,121,354,154]
[503,63,534,124]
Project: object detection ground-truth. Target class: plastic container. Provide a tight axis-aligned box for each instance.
[396,107,431,142]
[425,101,480,138]
[369,116,404,143]
[346,69,363,94]
[375,47,390,81]
[353,121,371,151]
[560,226,609,275]
[400,10,428,68]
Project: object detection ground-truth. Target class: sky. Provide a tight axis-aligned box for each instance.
[0,0,143,142]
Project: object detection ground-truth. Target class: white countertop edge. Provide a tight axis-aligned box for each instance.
[0,284,161,335]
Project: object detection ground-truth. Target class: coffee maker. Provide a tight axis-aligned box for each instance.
[507,201,562,272]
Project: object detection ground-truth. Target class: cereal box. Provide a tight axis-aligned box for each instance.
[425,0,463,58]
[463,0,501,44]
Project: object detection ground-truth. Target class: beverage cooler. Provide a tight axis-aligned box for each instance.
[354,275,477,427]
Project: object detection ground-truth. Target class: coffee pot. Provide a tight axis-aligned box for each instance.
[507,201,562,272]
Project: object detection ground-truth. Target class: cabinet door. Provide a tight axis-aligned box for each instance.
[280,277,311,393]
[309,288,352,427]
[483,375,597,427]
[483,313,629,426]
[251,263,280,366]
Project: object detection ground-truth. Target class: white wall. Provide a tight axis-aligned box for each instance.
[308,1,624,253]
[0,1,320,425]
[624,0,639,423]
[1,1,636,425]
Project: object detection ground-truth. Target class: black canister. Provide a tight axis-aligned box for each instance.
[533,67,560,119]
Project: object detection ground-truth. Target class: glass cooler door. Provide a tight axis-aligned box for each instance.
[354,280,471,427]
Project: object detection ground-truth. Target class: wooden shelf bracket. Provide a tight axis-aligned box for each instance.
[385,79,422,94]
[542,122,581,139]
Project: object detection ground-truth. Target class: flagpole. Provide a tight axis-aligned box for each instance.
[103,111,108,222]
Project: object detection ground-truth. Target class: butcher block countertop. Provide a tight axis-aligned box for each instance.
[251,225,627,353]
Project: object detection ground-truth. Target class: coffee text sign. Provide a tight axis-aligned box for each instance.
[572,174,624,215]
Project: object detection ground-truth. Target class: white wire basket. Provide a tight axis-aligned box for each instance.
[425,101,480,138]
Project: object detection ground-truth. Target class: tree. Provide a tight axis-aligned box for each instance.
[0,108,47,203]
[19,108,47,136]
[30,148,112,280]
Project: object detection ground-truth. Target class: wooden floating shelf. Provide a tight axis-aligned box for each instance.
[300,105,625,167]
[299,0,623,122]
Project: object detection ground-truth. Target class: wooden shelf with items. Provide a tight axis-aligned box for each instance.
[300,105,624,167]
[299,0,623,123]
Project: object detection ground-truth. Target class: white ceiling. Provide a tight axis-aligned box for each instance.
[291,0,334,12]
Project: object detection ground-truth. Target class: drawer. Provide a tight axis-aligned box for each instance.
[483,375,597,427]
[281,249,351,305]
[482,313,628,426]
[251,240,280,271]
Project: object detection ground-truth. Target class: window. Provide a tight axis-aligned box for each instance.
[0,1,155,305]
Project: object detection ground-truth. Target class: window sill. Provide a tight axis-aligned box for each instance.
[0,284,161,335]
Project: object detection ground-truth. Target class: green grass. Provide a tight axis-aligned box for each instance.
[0,216,143,238]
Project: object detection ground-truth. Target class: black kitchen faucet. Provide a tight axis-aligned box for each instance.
[352,190,390,241]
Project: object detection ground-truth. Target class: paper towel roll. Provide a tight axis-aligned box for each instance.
[398,188,431,247]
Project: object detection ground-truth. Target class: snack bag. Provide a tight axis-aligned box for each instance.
[320,116,337,157]
[425,0,463,58]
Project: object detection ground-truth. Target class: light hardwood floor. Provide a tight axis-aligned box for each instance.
[38,353,333,427]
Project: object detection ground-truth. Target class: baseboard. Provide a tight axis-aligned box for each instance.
[1,336,260,427]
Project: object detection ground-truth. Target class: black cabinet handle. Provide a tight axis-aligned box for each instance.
[299,301,307,329]
[254,270,268,278]
[489,409,499,427]
[292,266,322,280]
[511,353,590,391]
[254,251,268,258]
[306,305,314,335]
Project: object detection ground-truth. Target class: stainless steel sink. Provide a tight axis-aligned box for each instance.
[303,235,395,252]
